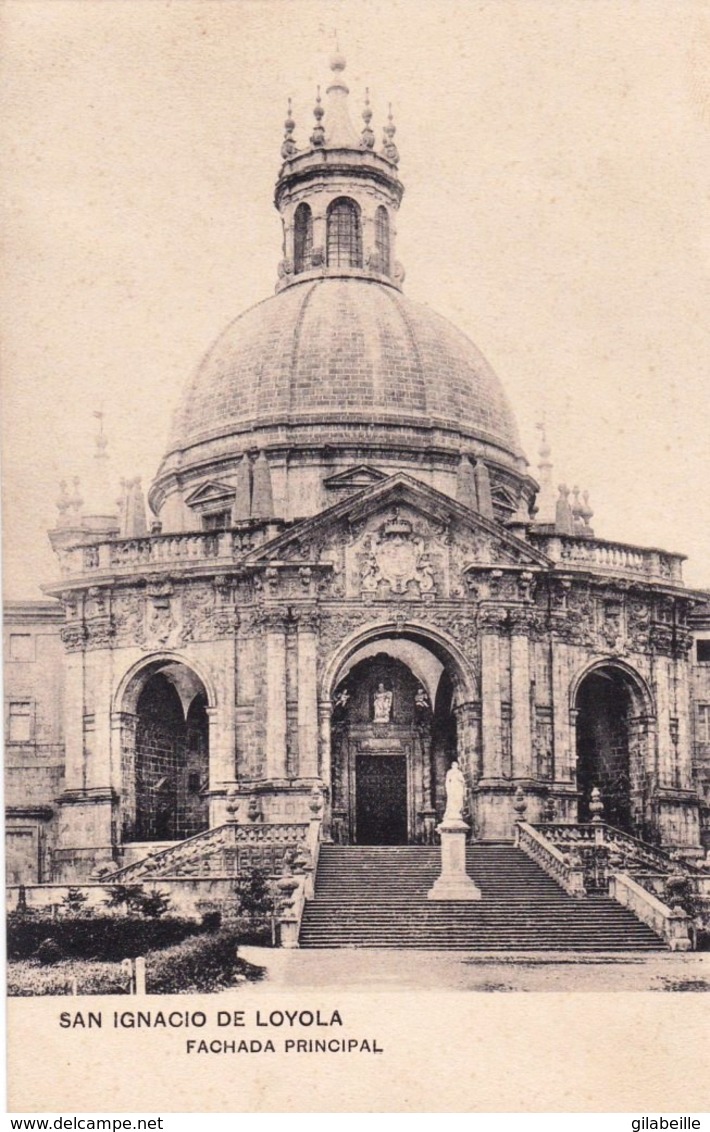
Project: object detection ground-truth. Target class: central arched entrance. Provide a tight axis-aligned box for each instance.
[574,662,654,835]
[327,629,472,844]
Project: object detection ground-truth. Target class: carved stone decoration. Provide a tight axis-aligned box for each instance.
[145,578,179,647]
[112,589,147,648]
[60,623,87,652]
[357,509,441,598]
[84,619,115,649]
[179,583,214,643]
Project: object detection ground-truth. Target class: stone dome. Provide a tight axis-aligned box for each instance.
[157,277,524,483]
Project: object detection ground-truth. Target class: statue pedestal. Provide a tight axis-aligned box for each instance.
[427,820,481,901]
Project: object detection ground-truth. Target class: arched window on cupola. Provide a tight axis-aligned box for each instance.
[374,206,390,275]
[293,202,313,274]
[326,197,363,268]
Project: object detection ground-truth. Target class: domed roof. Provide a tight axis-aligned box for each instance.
[163,277,524,469]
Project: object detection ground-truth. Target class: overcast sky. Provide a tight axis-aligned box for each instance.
[1,0,709,598]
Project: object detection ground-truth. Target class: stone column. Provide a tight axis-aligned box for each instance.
[480,607,505,779]
[62,645,86,792]
[672,651,694,790]
[264,609,288,781]
[510,614,533,779]
[297,608,320,780]
[654,653,673,788]
[551,638,574,784]
[454,701,481,782]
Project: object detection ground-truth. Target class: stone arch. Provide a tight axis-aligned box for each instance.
[114,651,218,715]
[322,619,479,844]
[571,658,656,835]
[322,619,478,705]
[115,653,213,845]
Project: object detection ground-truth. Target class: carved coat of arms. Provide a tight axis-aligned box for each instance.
[360,509,436,596]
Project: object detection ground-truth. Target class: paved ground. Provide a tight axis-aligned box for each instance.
[238,945,710,993]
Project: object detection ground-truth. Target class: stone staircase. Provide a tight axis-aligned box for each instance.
[298,844,666,949]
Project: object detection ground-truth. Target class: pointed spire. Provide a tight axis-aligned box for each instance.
[534,419,556,524]
[580,490,595,536]
[281,97,298,159]
[84,409,117,520]
[382,103,399,164]
[251,451,274,520]
[310,85,325,148]
[323,52,360,148]
[555,484,574,535]
[361,87,375,149]
[232,453,251,522]
[474,460,493,520]
[128,477,148,537]
[456,454,478,511]
[117,478,129,536]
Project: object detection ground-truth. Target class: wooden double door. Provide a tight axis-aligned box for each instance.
[355,754,408,845]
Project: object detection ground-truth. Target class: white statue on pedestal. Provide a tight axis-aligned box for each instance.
[443,760,466,822]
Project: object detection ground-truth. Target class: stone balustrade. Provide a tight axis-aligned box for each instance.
[608,872,691,951]
[533,534,684,583]
[54,525,285,579]
[515,821,586,897]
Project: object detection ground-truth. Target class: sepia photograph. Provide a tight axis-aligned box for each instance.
[2,0,709,1114]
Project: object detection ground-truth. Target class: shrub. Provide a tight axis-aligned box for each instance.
[235,868,274,917]
[7,914,203,962]
[146,930,265,994]
[8,959,128,997]
[200,910,222,932]
[61,888,88,916]
[35,938,64,966]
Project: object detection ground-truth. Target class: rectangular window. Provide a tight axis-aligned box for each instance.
[202,510,230,532]
[697,704,710,744]
[9,633,33,661]
[696,639,710,663]
[8,701,32,743]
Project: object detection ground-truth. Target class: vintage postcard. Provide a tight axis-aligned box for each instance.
[2,0,709,1115]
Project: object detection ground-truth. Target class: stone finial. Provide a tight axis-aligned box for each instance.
[250,450,274,520]
[589,785,604,823]
[70,477,83,516]
[225,787,239,824]
[310,86,325,148]
[323,54,361,149]
[580,490,594,535]
[55,480,72,528]
[571,486,585,533]
[281,97,298,160]
[473,460,494,520]
[555,483,574,535]
[382,103,399,164]
[534,420,556,525]
[456,453,478,511]
[361,87,375,149]
[513,786,527,819]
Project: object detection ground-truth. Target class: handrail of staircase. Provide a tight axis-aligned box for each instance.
[107,821,312,882]
[608,872,692,951]
[515,822,586,897]
[534,821,695,875]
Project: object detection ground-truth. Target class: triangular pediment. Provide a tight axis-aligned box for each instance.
[245,473,551,576]
[323,465,388,490]
[184,480,235,508]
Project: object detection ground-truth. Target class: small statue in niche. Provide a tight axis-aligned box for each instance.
[414,685,430,714]
[443,760,466,823]
[332,686,351,716]
[373,681,393,723]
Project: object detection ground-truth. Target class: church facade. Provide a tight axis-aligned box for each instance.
[5,55,710,897]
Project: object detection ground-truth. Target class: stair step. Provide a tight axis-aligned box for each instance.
[299,845,666,951]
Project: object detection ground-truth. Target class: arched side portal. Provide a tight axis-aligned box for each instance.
[324,627,478,845]
[573,661,654,835]
[118,658,210,844]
